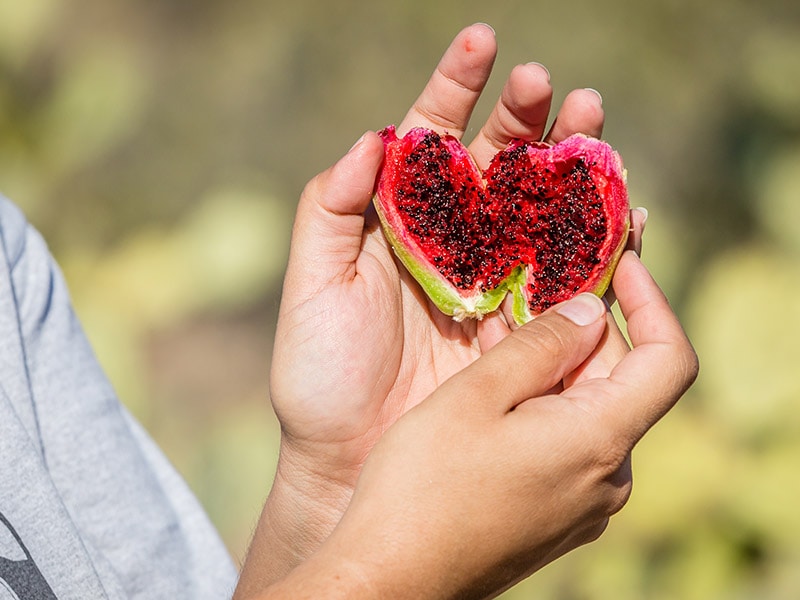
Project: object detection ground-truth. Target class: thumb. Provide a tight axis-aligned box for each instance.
[287,131,384,284]
[452,293,608,413]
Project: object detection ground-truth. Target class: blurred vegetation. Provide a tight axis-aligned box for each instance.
[1,0,799,597]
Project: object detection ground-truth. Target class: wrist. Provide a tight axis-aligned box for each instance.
[268,442,358,556]
[246,548,378,600]
[259,514,466,600]
[234,441,358,597]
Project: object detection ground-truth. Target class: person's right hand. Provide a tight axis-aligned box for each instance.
[257,250,698,600]
[236,24,646,597]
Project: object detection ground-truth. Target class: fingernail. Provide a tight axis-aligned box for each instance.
[584,87,603,105]
[556,293,605,326]
[633,206,648,227]
[526,61,551,82]
[474,22,496,36]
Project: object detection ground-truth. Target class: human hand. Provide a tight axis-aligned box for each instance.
[255,251,698,600]
[272,22,611,460]
[238,23,641,590]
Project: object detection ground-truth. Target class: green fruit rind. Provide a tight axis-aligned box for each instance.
[510,215,629,325]
[373,197,511,320]
[374,126,630,325]
[510,134,630,324]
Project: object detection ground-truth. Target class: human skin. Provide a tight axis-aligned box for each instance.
[234,22,693,598]
[246,254,698,599]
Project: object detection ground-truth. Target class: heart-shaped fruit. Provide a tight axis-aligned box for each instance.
[374,126,630,325]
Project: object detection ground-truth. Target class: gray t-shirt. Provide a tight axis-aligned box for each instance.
[0,195,237,599]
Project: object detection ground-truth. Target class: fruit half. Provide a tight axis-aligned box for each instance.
[374,126,630,325]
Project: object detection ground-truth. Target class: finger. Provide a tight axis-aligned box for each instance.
[604,207,646,306]
[563,310,630,387]
[286,132,385,285]
[468,62,553,168]
[628,207,647,256]
[451,293,608,413]
[572,252,699,446]
[397,23,497,138]
[545,88,604,144]
[476,311,513,352]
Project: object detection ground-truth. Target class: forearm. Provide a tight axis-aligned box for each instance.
[242,550,376,600]
[233,451,355,597]
[235,507,503,600]
[236,520,450,600]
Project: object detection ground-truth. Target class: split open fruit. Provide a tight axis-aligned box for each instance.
[374,126,630,325]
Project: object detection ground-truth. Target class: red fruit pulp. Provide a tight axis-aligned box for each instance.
[485,140,612,313]
[375,126,629,321]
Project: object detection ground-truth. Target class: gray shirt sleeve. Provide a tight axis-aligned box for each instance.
[0,195,238,599]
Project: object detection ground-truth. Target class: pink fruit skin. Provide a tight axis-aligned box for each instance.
[510,135,629,317]
[376,126,478,284]
[375,126,629,324]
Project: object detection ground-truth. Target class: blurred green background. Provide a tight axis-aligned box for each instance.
[2,0,799,597]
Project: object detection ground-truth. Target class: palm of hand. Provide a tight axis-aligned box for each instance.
[271,221,484,483]
[270,23,609,487]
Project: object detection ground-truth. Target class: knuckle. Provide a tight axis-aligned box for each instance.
[605,479,633,516]
[590,441,633,516]
[587,435,633,497]
[583,517,610,545]
[412,103,463,133]
[669,333,699,382]
[664,339,700,402]
[593,443,627,483]
[481,127,510,154]
[301,172,324,201]
[516,318,572,361]
[680,343,700,388]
